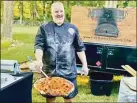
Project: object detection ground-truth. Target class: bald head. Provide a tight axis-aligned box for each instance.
[51,2,64,13]
[51,2,65,25]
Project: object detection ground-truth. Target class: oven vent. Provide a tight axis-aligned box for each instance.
[90,8,125,37]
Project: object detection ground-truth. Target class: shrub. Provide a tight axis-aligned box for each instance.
[1,38,12,49]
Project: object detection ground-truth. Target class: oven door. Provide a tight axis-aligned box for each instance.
[76,43,103,69]
[106,46,137,72]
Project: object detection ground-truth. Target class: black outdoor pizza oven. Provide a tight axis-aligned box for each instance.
[90,8,125,37]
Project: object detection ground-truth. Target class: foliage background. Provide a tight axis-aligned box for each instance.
[1,1,136,26]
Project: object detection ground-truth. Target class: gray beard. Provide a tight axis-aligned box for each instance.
[56,23,63,26]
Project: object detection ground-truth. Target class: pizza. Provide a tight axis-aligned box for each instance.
[34,77,74,96]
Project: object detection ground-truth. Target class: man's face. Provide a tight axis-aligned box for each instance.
[51,5,65,25]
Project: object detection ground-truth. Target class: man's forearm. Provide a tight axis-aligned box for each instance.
[77,51,87,66]
[35,49,43,62]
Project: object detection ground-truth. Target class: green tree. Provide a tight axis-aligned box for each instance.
[2,1,13,39]
[19,1,23,24]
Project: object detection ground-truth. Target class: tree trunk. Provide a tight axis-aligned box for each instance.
[2,1,13,39]
[35,5,40,19]
[42,1,46,15]
[105,1,117,8]
[19,1,23,24]
[67,0,69,7]
[31,1,36,26]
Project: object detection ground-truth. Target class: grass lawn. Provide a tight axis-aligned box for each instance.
[1,25,120,102]
[1,25,38,62]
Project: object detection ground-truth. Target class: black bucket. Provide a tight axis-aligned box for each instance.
[89,71,113,96]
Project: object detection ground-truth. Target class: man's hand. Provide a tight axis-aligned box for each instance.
[35,49,43,72]
[81,65,89,76]
[34,61,43,73]
[77,51,89,75]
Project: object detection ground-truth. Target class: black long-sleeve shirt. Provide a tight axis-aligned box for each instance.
[34,21,85,79]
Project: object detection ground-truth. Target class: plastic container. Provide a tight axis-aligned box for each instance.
[118,77,137,102]
[89,71,113,96]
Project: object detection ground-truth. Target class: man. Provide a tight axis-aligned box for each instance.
[34,1,89,103]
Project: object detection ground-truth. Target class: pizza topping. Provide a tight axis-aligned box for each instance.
[34,77,74,96]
